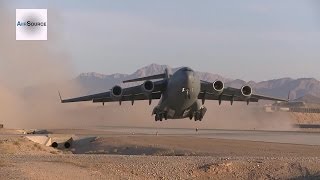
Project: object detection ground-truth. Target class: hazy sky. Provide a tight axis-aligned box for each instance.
[6,0,320,81]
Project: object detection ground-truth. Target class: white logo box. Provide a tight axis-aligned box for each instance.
[16,9,47,40]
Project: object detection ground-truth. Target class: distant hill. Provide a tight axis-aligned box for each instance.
[295,94,320,104]
[252,78,320,101]
[75,64,320,103]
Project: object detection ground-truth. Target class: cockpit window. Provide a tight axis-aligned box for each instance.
[181,67,193,72]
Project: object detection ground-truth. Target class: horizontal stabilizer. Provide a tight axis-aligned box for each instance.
[123,73,166,83]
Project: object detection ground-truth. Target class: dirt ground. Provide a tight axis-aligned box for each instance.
[1,128,320,180]
[2,154,320,180]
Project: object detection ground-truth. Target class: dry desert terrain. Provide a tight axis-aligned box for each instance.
[1,128,320,180]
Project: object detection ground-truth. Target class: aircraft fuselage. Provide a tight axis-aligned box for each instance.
[153,67,204,119]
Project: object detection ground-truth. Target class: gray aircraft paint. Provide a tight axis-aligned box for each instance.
[155,67,201,119]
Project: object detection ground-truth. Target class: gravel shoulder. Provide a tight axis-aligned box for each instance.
[2,155,320,180]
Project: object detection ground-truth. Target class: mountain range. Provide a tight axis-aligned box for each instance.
[75,64,320,103]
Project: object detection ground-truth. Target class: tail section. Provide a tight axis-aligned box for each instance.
[123,68,171,83]
[287,90,291,102]
[164,68,171,79]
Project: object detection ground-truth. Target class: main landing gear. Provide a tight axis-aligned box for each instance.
[154,112,168,121]
[194,111,202,121]
[190,107,207,121]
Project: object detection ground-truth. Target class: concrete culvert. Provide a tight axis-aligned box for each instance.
[51,142,58,148]
[64,142,71,148]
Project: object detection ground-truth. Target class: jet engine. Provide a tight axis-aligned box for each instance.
[212,80,224,94]
[201,80,224,105]
[201,80,224,95]
[111,85,123,99]
[141,80,154,93]
[240,85,252,99]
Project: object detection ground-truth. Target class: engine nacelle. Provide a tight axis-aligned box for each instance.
[200,80,224,97]
[240,85,252,99]
[201,80,224,105]
[141,80,154,105]
[212,80,224,94]
[111,85,123,99]
[141,80,154,94]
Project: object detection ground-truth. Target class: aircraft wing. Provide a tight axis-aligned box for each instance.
[198,92,259,102]
[223,87,287,101]
[199,83,287,104]
[60,80,166,104]
[92,92,162,103]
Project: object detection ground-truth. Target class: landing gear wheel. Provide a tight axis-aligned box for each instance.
[156,113,162,121]
[155,114,160,121]
[164,113,168,120]
[155,112,168,122]
[194,112,202,121]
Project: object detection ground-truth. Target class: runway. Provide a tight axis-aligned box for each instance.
[3,126,320,146]
[48,126,320,146]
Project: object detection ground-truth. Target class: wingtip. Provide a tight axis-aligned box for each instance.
[287,90,291,102]
[58,91,63,103]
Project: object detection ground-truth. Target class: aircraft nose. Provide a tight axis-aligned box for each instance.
[182,71,194,84]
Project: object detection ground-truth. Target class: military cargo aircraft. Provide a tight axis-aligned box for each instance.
[59,67,286,121]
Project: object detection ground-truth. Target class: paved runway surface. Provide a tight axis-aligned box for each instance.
[3,127,320,146]
[82,126,320,146]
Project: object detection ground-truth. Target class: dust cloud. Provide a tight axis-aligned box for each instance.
[201,102,294,131]
[0,3,84,129]
[77,101,294,131]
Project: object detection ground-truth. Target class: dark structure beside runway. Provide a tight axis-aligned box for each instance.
[265,100,320,113]
[295,124,320,129]
[289,108,320,113]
